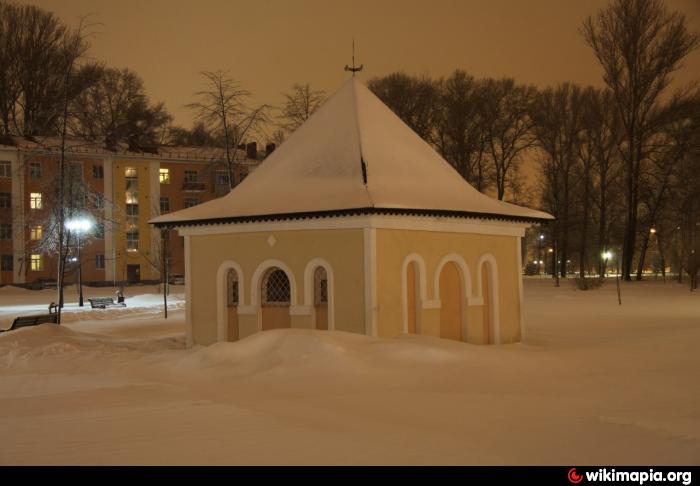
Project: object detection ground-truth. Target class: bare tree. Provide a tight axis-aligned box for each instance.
[433,71,492,192]
[532,83,585,281]
[71,66,171,151]
[582,0,699,280]
[52,18,92,320]
[368,72,437,142]
[481,78,536,201]
[278,83,325,133]
[187,71,269,190]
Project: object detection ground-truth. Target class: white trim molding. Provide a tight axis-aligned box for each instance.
[433,253,473,301]
[290,305,312,316]
[401,253,427,333]
[216,260,245,343]
[176,214,529,238]
[476,252,501,344]
[303,258,335,330]
[466,296,484,306]
[422,299,441,309]
[184,235,193,347]
[516,236,525,341]
[237,305,258,316]
[363,227,378,337]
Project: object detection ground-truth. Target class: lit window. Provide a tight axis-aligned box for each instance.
[125,167,138,192]
[159,168,170,184]
[184,170,198,183]
[126,230,139,251]
[0,161,10,178]
[30,192,42,209]
[30,162,42,178]
[30,254,42,271]
[30,225,42,240]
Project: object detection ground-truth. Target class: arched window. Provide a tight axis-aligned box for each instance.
[227,269,239,305]
[262,268,290,306]
[314,267,328,306]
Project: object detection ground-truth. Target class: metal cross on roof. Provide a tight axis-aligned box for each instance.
[344,39,364,76]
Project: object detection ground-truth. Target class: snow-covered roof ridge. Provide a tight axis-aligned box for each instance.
[151,78,553,227]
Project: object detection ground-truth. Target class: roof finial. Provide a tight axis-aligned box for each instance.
[344,39,363,77]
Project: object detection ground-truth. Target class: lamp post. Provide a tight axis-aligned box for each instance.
[538,233,544,277]
[65,218,92,307]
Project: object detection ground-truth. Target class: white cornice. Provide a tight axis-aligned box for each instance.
[175,214,529,237]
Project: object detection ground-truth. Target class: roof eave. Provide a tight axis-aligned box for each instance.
[150,207,554,230]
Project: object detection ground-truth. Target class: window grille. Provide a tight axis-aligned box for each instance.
[160,197,170,213]
[0,161,10,178]
[314,267,328,305]
[0,192,10,208]
[126,230,139,250]
[262,268,290,306]
[227,269,239,305]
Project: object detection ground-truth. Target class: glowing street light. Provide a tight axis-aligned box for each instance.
[65,218,93,307]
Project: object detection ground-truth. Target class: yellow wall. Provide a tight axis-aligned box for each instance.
[113,160,156,280]
[185,224,523,346]
[188,229,365,345]
[375,228,522,344]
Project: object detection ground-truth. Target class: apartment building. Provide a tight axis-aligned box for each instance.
[0,137,268,286]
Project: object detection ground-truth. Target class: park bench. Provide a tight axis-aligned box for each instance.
[88,296,126,309]
[0,303,58,333]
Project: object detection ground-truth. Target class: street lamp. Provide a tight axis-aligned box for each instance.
[65,218,92,307]
[537,234,545,276]
[602,250,613,277]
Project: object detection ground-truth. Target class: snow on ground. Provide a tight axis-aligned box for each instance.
[0,278,698,465]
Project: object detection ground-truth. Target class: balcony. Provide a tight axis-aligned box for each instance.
[182,181,205,192]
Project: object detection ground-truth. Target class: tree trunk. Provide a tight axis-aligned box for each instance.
[635,231,651,281]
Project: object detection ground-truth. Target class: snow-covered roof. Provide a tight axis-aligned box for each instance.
[151,78,553,227]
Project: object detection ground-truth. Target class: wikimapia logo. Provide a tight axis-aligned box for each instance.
[567,467,693,485]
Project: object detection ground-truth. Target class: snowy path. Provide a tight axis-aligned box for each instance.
[0,279,698,465]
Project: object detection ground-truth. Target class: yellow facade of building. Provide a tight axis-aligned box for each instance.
[181,218,526,347]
